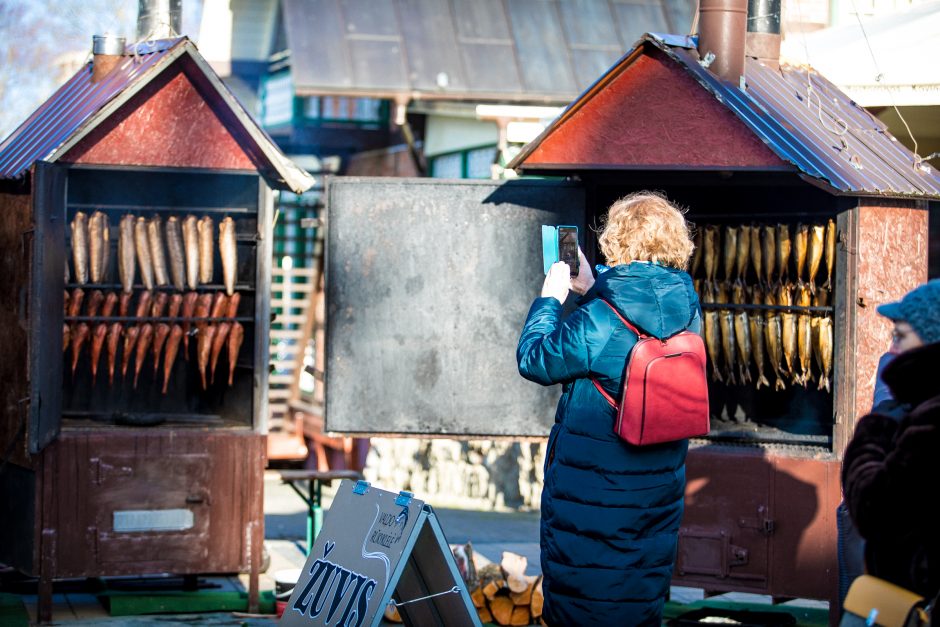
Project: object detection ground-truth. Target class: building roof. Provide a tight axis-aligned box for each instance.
[780,0,940,107]
[0,37,314,193]
[510,33,940,199]
[281,0,696,104]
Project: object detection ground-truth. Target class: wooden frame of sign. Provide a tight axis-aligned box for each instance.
[279,479,481,627]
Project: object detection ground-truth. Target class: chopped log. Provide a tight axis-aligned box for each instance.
[510,605,531,626]
[501,551,529,594]
[478,605,493,623]
[510,575,537,606]
[530,576,544,619]
[383,604,403,623]
[490,595,514,626]
[483,578,505,601]
[470,586,486,609]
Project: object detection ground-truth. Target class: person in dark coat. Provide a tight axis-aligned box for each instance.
[517,192,700,626]
[842,280,940,604]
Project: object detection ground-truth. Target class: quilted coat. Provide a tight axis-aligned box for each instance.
[843,341,940,600]
[517,261,701,626]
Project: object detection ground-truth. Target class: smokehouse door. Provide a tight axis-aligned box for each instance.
[29,161,67,454]
[324,177,586,438]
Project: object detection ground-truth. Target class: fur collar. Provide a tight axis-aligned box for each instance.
[881,342,940,407]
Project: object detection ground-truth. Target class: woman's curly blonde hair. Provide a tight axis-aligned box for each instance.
[597,192,694,270]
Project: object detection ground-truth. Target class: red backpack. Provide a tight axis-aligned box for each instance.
[591,299,710,446]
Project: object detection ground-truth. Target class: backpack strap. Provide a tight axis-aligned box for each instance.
[591,298,647,409]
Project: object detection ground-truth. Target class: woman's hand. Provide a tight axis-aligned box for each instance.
[541,262,571,304]
[570,248,595,295]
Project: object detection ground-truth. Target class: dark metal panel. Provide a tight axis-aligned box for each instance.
[451,0,512,39]
[348,39,410,90]
[558,0,621,47]
[0,463,36,572]
[325,177,586,436]
[340,0,400,36]
[612,0,672,38]
[283,0,353,90]
[460,43,525,94]
[397,0,468,92]
[29,162,65,454]
[505,0,578,95]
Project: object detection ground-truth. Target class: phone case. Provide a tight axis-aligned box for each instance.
[542,225,559,274]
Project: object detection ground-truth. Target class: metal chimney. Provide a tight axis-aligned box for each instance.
[746,0,782,67]
[697,0,748,84]
[91,35,126,83]
[137,0,182,40]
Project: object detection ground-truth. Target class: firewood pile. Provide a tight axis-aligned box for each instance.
[384,545,545,625]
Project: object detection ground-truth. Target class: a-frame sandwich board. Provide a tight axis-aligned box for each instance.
[279,479,481,627]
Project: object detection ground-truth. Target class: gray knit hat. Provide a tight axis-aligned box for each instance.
[876,279,940,344]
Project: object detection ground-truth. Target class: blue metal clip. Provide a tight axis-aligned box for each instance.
[395,491,413,506]
[353,480,371,495]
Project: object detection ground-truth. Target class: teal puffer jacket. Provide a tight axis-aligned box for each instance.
[517,261,701,627]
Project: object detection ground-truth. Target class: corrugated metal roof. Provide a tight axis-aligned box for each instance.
[0,37,314,193]
[511,34,940,199]
[281,0,696,104]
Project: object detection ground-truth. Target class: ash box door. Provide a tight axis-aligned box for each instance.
[325,178,585,437]
[29,161,66,453]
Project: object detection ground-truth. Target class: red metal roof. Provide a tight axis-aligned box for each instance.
[0,38,313,193]
[511,34,940,199]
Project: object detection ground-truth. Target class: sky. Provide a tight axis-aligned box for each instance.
[0,0,203,140]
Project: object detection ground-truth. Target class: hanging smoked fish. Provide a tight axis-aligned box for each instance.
[824,219,836,290]
[227,322,245,386]
[806,224,825,293]
[732,281,752,385]
[181,291,200,359]
[148,215,169,287]
[219,217,237,296]
[735,225,750,281]
[796,281,813,386]
[761,225,776,287]
[704,308,722,383]
[197,216,214,285]
[776,224,791,282]
[778,282,798,384]
[165,216,186,291]
[749,223,762,285]
[716,282,736,385]
[133,324,154,389]
[183,215,200,290]
[162,325,184,394]
[118,215,136,294]
[89,211,106,284]
[817,316,834,392]
[763,290,786,391]
[793,223,808,282]
[722,225,737,282]
[748,285,770,389]
[71,212,89,285]
[90,292,118,386]
[134,217,154,290]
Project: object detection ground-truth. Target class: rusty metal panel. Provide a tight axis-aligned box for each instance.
[325,177,585,436]
[677,446,772,592]
[769,456,841,601]
[851,200,929,423]
[30,163,66,454]
[41,430,264,578]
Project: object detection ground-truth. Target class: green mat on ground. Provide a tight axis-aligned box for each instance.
[99,588,276,617]
[0,593,29,627]
[663,599,829,627]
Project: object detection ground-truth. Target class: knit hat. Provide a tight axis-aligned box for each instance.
[876,279,940,344]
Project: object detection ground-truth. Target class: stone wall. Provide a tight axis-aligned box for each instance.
[363,438,548,511]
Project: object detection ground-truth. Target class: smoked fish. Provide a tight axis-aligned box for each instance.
[735,225,750,281]
[761,225,776,286]
[183,215,200,290]
[118,214,136,294]
[219,217,237,296]
[165,216,186,291]
[817,315,833,392]
[197,216,214,285]
[227,322,245,386]
[824,219,836,290]
[776,224,791,281]
[722,225,737,281]
[135,217,154,290]
[71,212,89,285]
[148,215,169,287]
[793,223,808,282]
[806,224,825,292]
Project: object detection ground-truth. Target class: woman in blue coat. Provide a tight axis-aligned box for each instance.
[517,192,700,626]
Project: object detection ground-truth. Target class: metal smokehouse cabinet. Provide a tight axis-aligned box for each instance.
[321,32,938,607]
[0,37,313,619]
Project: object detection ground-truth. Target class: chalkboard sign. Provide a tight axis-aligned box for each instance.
[279,480,481,627]
[325,177,586,436]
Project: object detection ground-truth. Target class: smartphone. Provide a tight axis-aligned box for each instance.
[541,225,580,276]
[558,226,579,277]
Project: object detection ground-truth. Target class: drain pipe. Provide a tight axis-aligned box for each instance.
[137,0,182,40]
[394,97,427,176]
[697,0,748,85]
